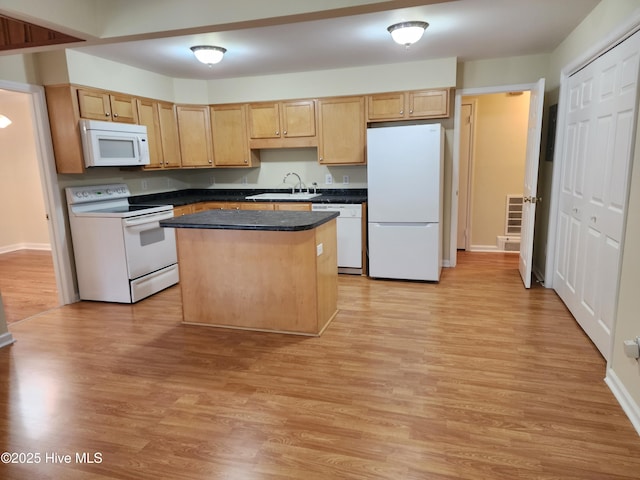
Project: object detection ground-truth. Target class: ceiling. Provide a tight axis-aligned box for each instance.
[5,0,601,81]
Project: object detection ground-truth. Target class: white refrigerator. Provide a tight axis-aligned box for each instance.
[367,124,444,281]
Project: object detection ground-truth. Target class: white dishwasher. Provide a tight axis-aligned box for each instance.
[312,203,362,274]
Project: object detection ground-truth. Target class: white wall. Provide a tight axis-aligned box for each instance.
[458,54,550,90]
[205,57,457,104]
[0,90,50,252]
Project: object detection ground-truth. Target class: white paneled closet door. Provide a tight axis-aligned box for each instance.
[553,31,640,360]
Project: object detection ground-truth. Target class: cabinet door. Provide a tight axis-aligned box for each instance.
[137,99,164,169]
[77,89,111,120]
[240,202,274,210]
[282,100,316,138]
[408,89,449,118]
[158,102,182,168]
[211,104,258,167]
[192,202,230,212]
[173,205,193,216]
[110,94,138,123]
[248,103,280,139]
[177,105,213,168]
[274,202,312,211]
[366,93,405,121]
[318,96,366,165]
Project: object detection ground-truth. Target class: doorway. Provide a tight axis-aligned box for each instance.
[0,80,75,316]
[457,91,530,252]
[451,81,545,281]
[0,89,59,322]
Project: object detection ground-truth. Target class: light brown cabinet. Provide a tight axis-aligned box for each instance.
[210,104,259,167]
[77,88,138,123]
[136,99,163,169]
[192,201,312,212]
[157,102,182,168]
[318,96,366,165]
[274,202,312,211]
[138,99,182,169]
[172,205,194,216]
[248,99,317,148]
[366,89,450,122]
[176,105,213,168]
[44,84,85,173]
[240,202,274,210]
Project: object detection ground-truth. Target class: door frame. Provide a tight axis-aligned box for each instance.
[450,82,541,268]
[544,13,640,289]
[457,100,476,251]
[0,79,76,305]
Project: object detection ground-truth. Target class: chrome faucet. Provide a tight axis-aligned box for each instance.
[283,172,305,193]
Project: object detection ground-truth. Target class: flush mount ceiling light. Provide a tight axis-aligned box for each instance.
[190,45,227,66]
[0,114,12,128]
[387,21,429,47]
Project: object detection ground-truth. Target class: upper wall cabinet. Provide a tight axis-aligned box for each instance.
[248,99,317,149]
[210,104,260,168]
[137,99,182,170]
[136,98,163,169]
[77,88,138,123]
[45,84,85,174]
[176,105,213,168]
[318,96,366,165]
[366,89,450,122]
[157,102,182,168]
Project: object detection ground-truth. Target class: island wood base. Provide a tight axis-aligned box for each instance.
[176,219,338,335]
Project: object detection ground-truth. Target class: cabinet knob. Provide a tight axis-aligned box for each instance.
[208,159,212,164]
[283,130,287,135]
[105,112,111,117]
[400,110,403,114]
[275,131,279,135]
[409,110,413,114]
[244,159,248,164]
[113,113,119,118]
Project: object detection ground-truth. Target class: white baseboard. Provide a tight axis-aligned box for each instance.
[0,332,15,349]
[0,243,51,254]
[469,244,500,252]
[605,368,640,437]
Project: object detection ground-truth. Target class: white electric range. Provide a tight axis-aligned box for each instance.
[66,184,179,303]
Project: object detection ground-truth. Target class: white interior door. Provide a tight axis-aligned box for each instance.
[518,78,545,288]
[553,31,640,359]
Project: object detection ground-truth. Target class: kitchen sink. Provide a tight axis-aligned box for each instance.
[245,192,321,200]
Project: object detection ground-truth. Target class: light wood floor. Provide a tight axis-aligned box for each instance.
[0,250,59,323]
[1,252,639,479]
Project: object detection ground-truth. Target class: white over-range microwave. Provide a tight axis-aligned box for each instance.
[80,119,150,168]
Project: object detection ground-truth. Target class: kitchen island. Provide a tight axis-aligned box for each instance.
[160,209,339,336]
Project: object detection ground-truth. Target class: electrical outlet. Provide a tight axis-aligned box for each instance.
[167,178,174,188]
[325,174,333,185]
[241,175,248,185]
[342,175,350,185]
[141,179,148,190]
[316,243,323,256]
[209,175,215,185]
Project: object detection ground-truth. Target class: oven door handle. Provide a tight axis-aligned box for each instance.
[123,211,174,228]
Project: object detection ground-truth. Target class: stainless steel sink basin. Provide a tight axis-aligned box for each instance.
[245,192,321,200]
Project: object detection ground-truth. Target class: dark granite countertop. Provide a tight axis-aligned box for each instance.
[160,209,340,231]
[130,188,367,207]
